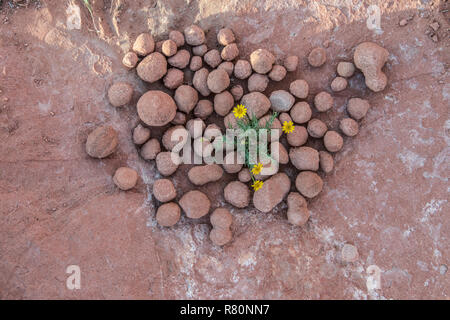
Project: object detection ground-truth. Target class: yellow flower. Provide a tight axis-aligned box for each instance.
[251,162,263,175]
[252,180,264,191]
[282,120,295,134]
[233,104,247,119]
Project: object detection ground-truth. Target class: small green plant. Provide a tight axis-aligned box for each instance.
[81,0,99,33]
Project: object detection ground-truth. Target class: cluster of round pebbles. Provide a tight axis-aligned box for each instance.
[85,24,388,246]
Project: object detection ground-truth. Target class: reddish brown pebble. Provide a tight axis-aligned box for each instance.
[188,164,224,186]
[140,138,161,160]
[194,100,213,119]
[271,141,289,164]
[167,49,190,69]
[171,112,187,125]
[137,90,177,126]
[214,91,234,116]
[324,131,344,152]
[268,65,287,81]
[207,69,230,93]
[224,181,250,208]
[193,68,211,96]
[137,52,167,83]
[250,48,275,74]
[162,125,189,151]
[279,112,292,124]
[253,173,291,213]
[204,49,222,68]
[223,151,244,174]
[331,77,348,92]
[210,228,232,246]
[284,55,299,72]
[156,152,180,176]
[229,85,243,102]
[339,118,359,137]
[192,44,207,56]
[337,62,356,78]
[190,56,203,71]
[179,190,211,219]
[314,91,334,112]
[287,192,310,226]
[133,124,150,145]
[122,52,138,68]
[133,33,155,56]
[307,118,328,138]
[287,125,308,147]
[113,167,138,191]
[174,85,198,113]
[269,90,295,112]
[238,168,252,183]
[295,171,323,198]
[341,244,359,263]
[240,92,271,118]
[86,125,118,158]
[169,30,185,47]
[186,118,205,139]
[221,43,239,61]
[234,60,252,79]
[289,80,309,99]
[248,73,269,92]
[156,202,181,227]
[108,82,133,107]
[153,179,177,202]
[163,68,184,89]
[217,28,235,46]
[319,151,334,173]
[210,208,232,229]
[354,42,389,92]
[308,47,326,67]
[347,98,370,120]
[162,39,177,57]
[289,146,319,171]
[217,61,234,76]
[184,25,205,46]
[290,102,312,124]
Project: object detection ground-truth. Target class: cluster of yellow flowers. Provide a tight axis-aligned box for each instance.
[231,104,296,192]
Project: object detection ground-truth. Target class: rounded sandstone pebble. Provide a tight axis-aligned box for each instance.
[307,119,327,138]
[188,164,223,186]
[122,52,139,69]
[167,49,190,69]
[234,60,252,79]
[137,52,167,83]
[238,168,252,183]
[156,202,181,227]
[137,90,177,126]
[270,90,295,112]
[290,102,312,124]
[169,30,185,47]
[221,43,239,61]
[284,55,299,72]
[308,47,326,67]
[324,131,343,152]
[179,190,211,219]
[108,82,133,107]
[153,179,177,202]
[210,208,233,229]
[241,92,271,118]
[279,112,292,124]
[156,152,180,176]
[140,138,160,160]
[347,98,370,120]
[337,62,355,78]
[289,79,309,99]
[224,181,250,208]
[268,65,287,81]
[113,167,138,190]
[339,118,359,137]
[133,33,155,56]
[190,56,203,72]
[248,73,269,92]
[253,173,291,213]
[295,171,323,198]
[86,125,118,158]
[214,90,234,116]
[223,151,243,174]
[186,118,205,139]
[331,77,348,92]
[217,28,235,46]
[194,100,213,119]
[207,69,230,94]
[289,146,319,171]
[193,68,211,97]
[230,85,244,101]
[319,151,334,173]
[353,42,389,92]
[287,125,308,147]
[210,228,232,246]
[192,44,207,56]
[193,137,212,158]
[162,39,177,57]
[162,125,189,151]
[171,112,187,125]
[287,192,310,226]
[175,85,199,113]
[271,141,289,164]
[163,68,184,89]
[341,244,359,263]
[133,124,150,145]
[217,61,234,76]
[314,91,334,112]
[250,48,275,74]
[204,49,222,68]
[184,25,205,46]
